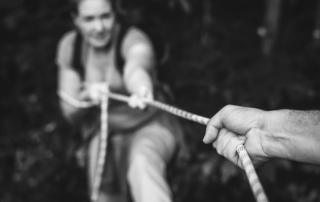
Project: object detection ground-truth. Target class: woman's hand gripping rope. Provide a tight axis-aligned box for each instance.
[127,86,153,110]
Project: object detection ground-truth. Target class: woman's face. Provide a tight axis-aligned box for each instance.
[74,0,116,48]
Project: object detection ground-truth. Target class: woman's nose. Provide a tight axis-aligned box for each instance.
[93,20,103,32]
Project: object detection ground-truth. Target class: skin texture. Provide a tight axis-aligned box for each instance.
[203,105,320,168]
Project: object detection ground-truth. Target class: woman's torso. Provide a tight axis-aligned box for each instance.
[83,24,128,95]
[74,24,160,131]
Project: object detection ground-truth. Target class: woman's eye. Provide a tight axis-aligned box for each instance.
[83,16,94,22]
[101,13,111,20]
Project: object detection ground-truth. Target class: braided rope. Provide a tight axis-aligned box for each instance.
[108,92,209,125]
[108,92,269,202]
[91,86,109,202]
[109,92,269,202]
[58,90,269,202]
[237,145,268,202]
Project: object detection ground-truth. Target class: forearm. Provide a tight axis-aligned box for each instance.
[262,109,320,165]
[60,100,85,123]
[124,67,153,95]
[59,85,91,124]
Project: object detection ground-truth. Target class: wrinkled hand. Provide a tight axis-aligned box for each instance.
[128,86,153,110]
[79,82,108,104]
[203,105,271,168]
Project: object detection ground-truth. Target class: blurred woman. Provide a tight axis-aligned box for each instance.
[56,0,185,201]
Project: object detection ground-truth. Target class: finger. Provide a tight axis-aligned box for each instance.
[215,128,233,156]
[215,128,246,167]
[144,91,153,101]
[223,135,246,168]
[86,83,104,102]
[203,109,225,144]
[137,98,146,110]
[128,95,138,108]
[99,82,109,94]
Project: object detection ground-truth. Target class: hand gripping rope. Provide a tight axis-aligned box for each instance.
[58,90,269,202]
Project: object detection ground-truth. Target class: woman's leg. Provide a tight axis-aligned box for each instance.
[127,119,177,202]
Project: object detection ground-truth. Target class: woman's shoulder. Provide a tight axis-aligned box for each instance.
[121,26,154,56]
[57,30,78,50]
[56,30,77,66]
[126,26,150,42]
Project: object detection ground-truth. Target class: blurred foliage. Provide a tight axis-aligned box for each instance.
[1,0,320,202]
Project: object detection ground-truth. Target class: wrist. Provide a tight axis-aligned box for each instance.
[125,68,153,95]
[77,87,90,101]
[131,84,153,97]
[261,110,292,160]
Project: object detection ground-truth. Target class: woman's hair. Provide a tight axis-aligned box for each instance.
[69,0,117,16]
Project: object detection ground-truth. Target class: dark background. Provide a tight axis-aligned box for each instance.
[1,0,320,201]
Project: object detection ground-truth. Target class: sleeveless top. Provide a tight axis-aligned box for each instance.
[57,24,189,161]
[65,24,163,132]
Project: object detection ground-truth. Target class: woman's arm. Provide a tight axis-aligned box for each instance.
[56,32,89,123]
[122,28,155,98]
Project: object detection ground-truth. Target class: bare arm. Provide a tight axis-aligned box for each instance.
[122,28,155,97]
[264,109,320,165]
[56,32,89,123]
[203,105,320,168]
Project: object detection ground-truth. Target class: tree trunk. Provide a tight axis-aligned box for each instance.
[312,0,320,47]
[201,0,213,46]
[259,0,282,56]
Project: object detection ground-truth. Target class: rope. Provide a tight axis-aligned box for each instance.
[58,90,269,202]
[237,145,268,202]
[108,92,209,125]
[108,92,269,202]
[90,86,109,202]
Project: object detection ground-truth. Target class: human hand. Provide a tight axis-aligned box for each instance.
[80,82,108,104]
[203,105,271,168]
[128,86,153,110]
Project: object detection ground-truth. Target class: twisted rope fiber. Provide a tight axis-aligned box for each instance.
[58,90,109,202]
[58,90,269,202]
[108,92,209,125]
[91,88,109,202]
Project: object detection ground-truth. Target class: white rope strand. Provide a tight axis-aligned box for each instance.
[237,145,269,202]
[108,92,269,202]
[108,92,209,125]
[91,86,109,202]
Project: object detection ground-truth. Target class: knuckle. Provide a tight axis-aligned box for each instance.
[220,128,228,134]
[247,128,260,136]
[222,104,236,114]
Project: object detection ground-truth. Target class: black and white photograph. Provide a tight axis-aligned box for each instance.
[1,0,320,202]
